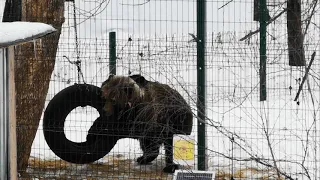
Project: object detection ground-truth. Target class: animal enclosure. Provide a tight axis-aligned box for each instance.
[1,0,320,179]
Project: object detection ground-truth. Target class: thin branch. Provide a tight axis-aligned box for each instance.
[119,0,150,6]
[303,0,319,39]
[304,55,318,180]
[218,0,234,10]
[239,8,287,41]
[264,123,282,179]
[294,52,316,101]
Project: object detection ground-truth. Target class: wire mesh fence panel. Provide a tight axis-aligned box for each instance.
[1,0,320,179]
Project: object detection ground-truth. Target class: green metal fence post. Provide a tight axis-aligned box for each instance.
[197,0,207,170]
[109,32,116,75]
[260,0,267,101]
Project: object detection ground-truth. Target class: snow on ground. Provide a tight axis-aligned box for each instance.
[30,30,320,179]
[0,22,56,47]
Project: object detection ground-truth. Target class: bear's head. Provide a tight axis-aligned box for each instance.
[101,74,145,110]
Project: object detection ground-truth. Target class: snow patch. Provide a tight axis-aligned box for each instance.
[0,22,56,47]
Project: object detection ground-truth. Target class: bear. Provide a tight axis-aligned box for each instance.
[100,74,193,172]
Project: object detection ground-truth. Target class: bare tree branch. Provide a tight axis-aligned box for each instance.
[303,0,319,39]
[119,0,150,6]
[218,0,234,10]
[294,52,316,101]
[239,8,287,41]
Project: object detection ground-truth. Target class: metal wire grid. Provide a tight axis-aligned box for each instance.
[0,0,317,179]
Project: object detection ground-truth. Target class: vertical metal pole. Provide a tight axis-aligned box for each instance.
[0,48,8,180]
[197,0,207,170]
[260,0,267,101]
[109,32,117,75]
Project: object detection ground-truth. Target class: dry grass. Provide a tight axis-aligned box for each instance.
[28,158,71,171]
[23,156,172,180]
[215,167,286,180]
[23,156,286,180]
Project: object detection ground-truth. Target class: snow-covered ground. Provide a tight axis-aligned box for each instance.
[33,36,320,179]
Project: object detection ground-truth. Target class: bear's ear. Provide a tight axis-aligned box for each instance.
[109,74,115,79]
[101,74,115,87]
[129,74,148,86]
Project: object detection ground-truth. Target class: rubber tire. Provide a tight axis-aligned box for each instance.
[43,84,118,164]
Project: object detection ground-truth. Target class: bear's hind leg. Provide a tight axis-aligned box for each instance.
[137,137,162,165]
[163,135,179,173]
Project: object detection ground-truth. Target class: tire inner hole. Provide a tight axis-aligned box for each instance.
[64,106,99,143]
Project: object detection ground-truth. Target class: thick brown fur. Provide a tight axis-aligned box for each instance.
[101,74,193,165]
[135,80,192,133]
[101,74,144,115]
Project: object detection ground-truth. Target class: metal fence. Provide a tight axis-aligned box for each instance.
[1,0,320,179]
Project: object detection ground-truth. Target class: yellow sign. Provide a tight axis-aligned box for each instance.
[174,139,194,160]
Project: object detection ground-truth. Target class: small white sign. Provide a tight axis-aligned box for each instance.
[173,135,195,166]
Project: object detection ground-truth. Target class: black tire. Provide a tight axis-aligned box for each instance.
[43,84,118,164]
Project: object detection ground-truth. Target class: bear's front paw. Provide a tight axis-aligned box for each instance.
[136,156,152,165]
[163,164,179,173]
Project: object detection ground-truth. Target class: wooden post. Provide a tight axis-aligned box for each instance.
[2,0,21,22]
[8,46,18,180]
[287,0,305,66]
[260,0,267,101]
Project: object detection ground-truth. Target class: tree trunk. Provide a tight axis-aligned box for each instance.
[287,0,305,66]
[15,0,65,175]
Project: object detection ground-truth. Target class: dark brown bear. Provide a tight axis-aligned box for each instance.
[101,74,193,168]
